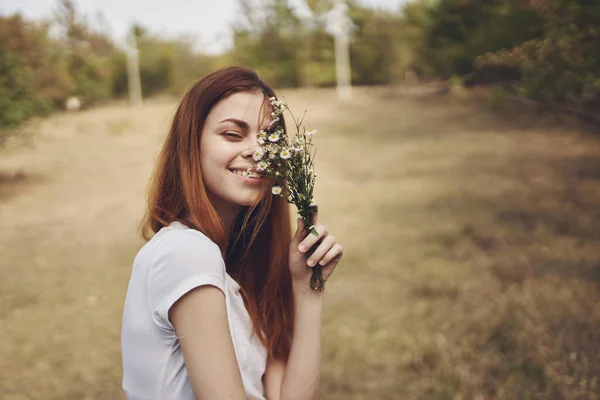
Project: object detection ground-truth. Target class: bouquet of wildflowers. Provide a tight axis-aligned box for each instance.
[248,97,324,292]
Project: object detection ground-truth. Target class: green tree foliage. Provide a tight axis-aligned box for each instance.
[231,0,402,88]
[0,1,122,128]
[0,15,69,128]
[232,0,303,88]
[348,1,401,85]
[7,0,596,130]
[0,1,221,130]
[400,0,600,107]
[52,0,120,105]
[393,0,434,79]
[111,25,221,98]
[0,44,50,130]
[302,27,336,87]
[476,0,600,106]
[300,0,336,87]
[401,0,542,78]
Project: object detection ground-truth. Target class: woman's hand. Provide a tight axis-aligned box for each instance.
[289,214,343,294]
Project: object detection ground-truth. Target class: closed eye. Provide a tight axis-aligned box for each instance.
[223,132,243,140]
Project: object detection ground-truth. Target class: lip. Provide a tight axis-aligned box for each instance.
[228,169,263,186]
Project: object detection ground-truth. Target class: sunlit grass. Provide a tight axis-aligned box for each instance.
[1,88,599,399]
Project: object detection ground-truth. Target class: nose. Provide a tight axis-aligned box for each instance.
[241,137,260,159]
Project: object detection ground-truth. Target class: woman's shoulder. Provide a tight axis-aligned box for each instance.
[150,221,221,257]
[140,221,221,261]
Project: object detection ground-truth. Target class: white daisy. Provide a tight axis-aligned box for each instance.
[252,149,264,161]
[268,133,280,143]
[271,186,282,195]
[256,161,269,171]
[280,149,291,159]
[306,129,318,136]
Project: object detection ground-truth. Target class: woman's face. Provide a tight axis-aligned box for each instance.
[200,91,272,210]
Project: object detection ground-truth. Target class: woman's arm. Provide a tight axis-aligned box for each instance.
[264,284,323,400]
[170,285,247,400]
[265,217,342,400]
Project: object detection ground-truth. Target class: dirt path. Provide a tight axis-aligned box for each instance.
[0,99,180,398]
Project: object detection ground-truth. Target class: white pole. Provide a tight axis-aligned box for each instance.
[331,0,352,101]
[335,23,351,100]
[126,28,143,107]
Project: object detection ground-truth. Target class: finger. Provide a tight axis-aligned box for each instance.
[318,244,343,267]
[290,218,307,249]
[306,236,336,267]
[298,225,328,253]
[310,205,318,226]
[294,218,304,238]
[290,218,307,252]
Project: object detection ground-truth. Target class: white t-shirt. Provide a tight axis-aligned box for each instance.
[121,221,268,400]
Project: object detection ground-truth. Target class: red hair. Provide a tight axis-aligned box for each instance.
[140,66,294,362]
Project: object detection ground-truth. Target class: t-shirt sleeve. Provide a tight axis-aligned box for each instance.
[147,229,226,331]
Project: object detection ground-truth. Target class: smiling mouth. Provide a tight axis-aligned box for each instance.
[229,169,262,179]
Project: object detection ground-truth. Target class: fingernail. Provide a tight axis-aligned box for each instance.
[307,259,315,267]
[298,245,306,252]
[319,260,326,266]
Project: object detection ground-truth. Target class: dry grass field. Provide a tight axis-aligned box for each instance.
[1,87,599,399]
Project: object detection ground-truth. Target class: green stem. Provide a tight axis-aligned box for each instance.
[302,211,325,292]
[310,263,325,293]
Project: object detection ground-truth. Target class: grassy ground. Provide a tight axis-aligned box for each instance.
[1,87,599,399]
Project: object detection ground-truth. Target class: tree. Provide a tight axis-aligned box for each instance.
[232,0,304,87]
[477,0,600,106]
[111,24,220,98]
[401,0,542,79]
[0,15,68,129]
[347,1,400,85]
[52,0,119,105]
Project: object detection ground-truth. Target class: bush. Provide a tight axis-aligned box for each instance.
[0,44,52,130]
[486,85,511,109]
[476,0,600,106]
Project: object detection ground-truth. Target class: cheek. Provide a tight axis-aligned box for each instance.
[200,140,241,188]
[201,140,228,168]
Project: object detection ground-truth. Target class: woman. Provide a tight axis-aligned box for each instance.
[121,66,343,400]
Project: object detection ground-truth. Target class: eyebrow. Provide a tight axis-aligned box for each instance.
[219,118,250,130]
[219,117,273,132]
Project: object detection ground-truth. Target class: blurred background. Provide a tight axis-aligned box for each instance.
[1,0,600,399]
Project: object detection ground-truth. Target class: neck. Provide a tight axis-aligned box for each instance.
[210,199,242,246]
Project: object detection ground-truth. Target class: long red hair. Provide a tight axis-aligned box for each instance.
[140,66,294,362]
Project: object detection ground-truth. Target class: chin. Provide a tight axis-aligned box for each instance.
[235,194,263,207]
[235,187,269,207]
